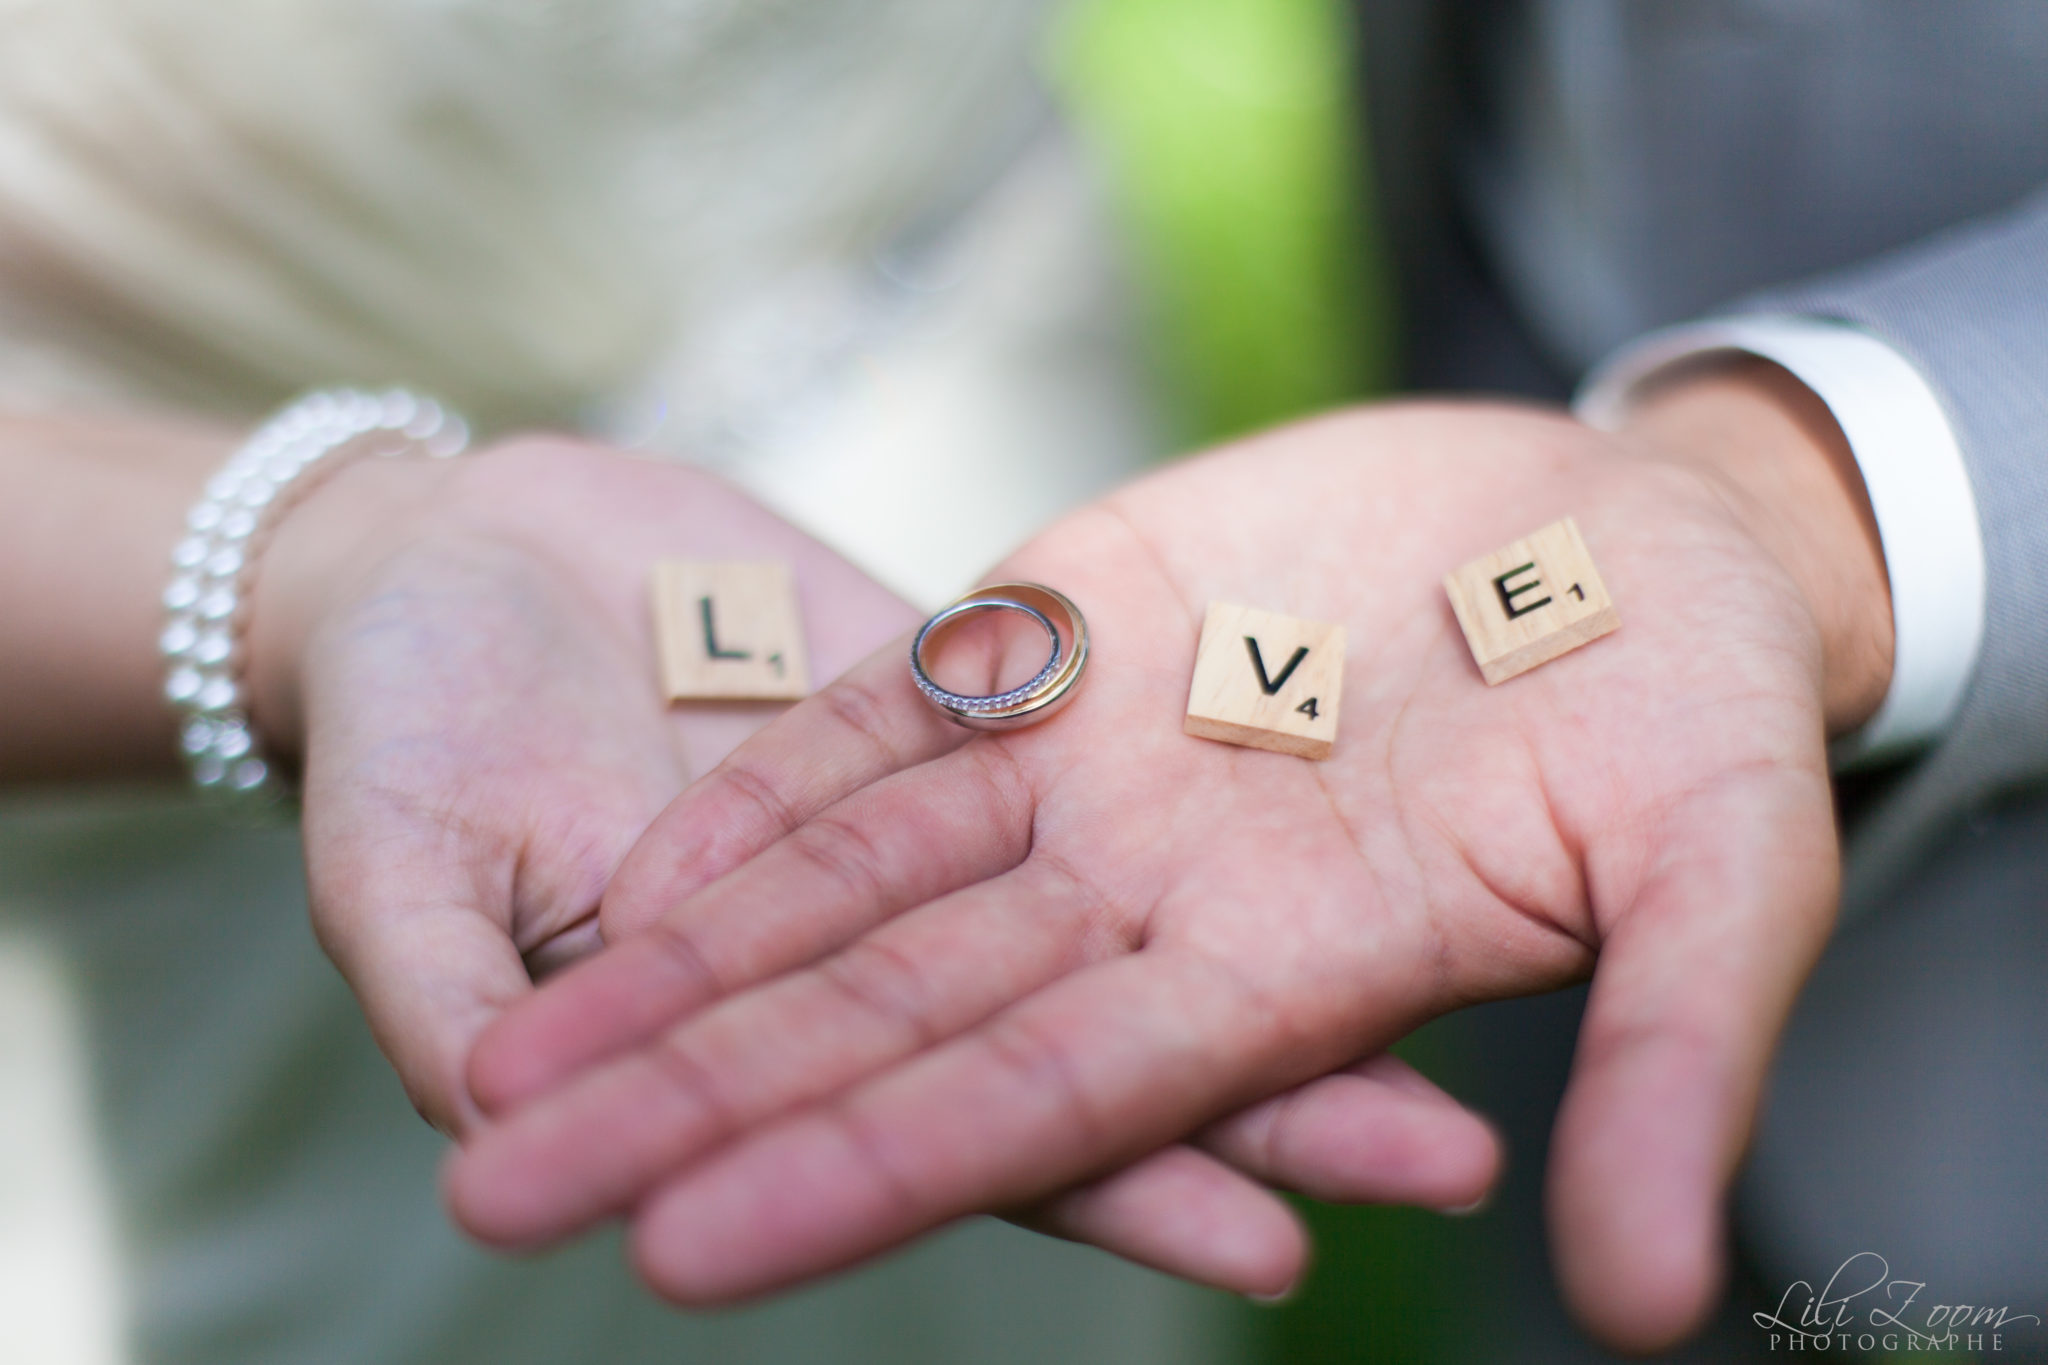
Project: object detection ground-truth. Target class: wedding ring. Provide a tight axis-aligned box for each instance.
[910,582,1089,731]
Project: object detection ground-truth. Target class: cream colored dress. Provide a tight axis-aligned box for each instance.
[0,2,1224,1361]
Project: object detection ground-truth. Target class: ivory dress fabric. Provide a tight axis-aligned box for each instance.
[0,2,1206,1362]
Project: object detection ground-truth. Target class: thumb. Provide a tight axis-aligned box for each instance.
[1549,763,1837,1351]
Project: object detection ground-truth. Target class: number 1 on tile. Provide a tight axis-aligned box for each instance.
[1443,516,1618,685]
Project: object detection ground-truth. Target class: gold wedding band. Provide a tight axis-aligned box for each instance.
[910,583,1089,731]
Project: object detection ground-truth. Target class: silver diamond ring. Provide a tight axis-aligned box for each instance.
[909,583,1089,731]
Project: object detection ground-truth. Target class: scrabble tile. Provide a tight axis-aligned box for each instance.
[652,561,810,702]
[1184,602,1345,760]
[1443,516,1619,685]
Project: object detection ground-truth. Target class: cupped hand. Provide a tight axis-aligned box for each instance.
[448,400,1856,1346]
[260,433,1499,1289]
[254,437,917,1137]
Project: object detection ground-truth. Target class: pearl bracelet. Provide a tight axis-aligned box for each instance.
[162,388,470,805]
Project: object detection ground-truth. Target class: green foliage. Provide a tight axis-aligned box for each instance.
[1052,0,1394,445]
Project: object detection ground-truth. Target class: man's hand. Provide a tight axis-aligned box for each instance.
[258,434,1503,1291]
[444,387,1888,1347]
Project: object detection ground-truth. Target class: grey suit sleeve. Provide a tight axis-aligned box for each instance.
[1735,186,2048,909]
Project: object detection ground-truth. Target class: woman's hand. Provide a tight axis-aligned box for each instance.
[249,437,919,1136]
[255,433,1501,1289]
[447,392,1884,1349]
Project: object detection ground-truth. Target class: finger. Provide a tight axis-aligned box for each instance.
[303,811,533,1139]
[468,732,1040,1121]
[1015,1054,1505,1297]
[467,738,1034,1116]
[626,941,1432,1303]
[1014,1146,1308,1298]
[520,916,605,979]
[450,860,1108,1247]
[1198,1054,1502,1210]
[1548,765,1837,1352]
[600,638,970,942]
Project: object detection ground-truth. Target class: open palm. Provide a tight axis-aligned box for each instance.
[449,404,1842,1349]
[284,434,1497,1288]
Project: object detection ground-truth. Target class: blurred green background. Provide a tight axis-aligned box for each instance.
[1053,0,1393,447]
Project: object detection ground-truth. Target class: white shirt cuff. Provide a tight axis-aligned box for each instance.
[1575,315,1986,768]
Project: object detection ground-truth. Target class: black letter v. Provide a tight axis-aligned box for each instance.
[1245,637,1308,695]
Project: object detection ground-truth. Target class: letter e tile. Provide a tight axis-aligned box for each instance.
[1184,603,1345,760]
[652,561,811,701]
[1443,517,1618,685]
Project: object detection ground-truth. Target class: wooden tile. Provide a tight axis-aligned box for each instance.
[1184,603,1345,760]
[1443,516,1619,685]
[652,561,810,702]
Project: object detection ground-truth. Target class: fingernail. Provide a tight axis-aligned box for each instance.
[1246,1282,1301,1307]
[413,1102,454,1141]
[1436,1194,1490,1218]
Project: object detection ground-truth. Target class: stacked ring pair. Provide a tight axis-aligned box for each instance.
[910,583,1089,730]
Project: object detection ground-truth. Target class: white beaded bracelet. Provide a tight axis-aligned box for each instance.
[162,388,470,805]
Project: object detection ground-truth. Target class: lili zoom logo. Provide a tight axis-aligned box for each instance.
[1756,1253,2040,1354]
